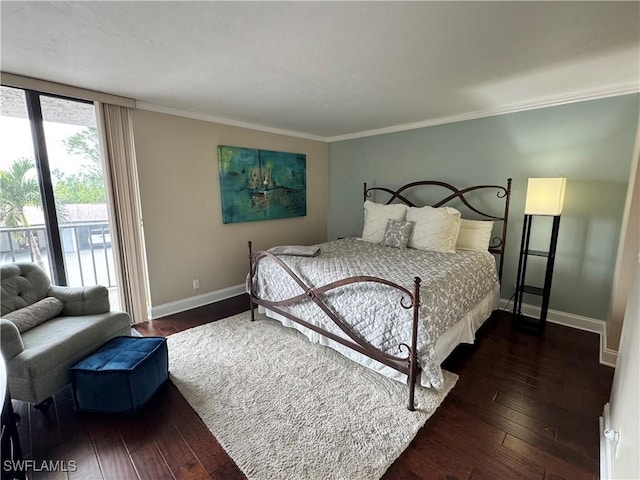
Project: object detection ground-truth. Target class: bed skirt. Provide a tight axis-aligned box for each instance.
[260,283,499,388]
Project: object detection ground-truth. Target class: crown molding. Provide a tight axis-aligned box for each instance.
[327,83,640,143]
[135,83,639,144]
[134,101,326,142]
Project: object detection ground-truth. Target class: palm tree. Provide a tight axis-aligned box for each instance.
[0,157,45,267]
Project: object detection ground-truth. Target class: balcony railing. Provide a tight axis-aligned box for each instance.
[0,222,116,288]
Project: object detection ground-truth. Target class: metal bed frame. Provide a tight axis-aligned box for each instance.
[247,178,511,410]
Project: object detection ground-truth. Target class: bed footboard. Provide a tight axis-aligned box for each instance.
[247,241,422,411]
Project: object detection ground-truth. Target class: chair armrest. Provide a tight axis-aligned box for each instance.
[48,285,110,316]
[1,319,24,360]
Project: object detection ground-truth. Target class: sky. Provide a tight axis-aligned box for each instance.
[0,116,90,176]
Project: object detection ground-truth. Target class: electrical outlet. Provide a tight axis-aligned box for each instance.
[193,279,200,290]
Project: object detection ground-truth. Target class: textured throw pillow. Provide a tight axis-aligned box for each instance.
[2,297,64,333]
[406,206,462,253]
[361,201,408,244]
[380,220,415,249]
[456,219,494,251]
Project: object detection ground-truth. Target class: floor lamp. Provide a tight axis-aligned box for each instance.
[513,178,566,332]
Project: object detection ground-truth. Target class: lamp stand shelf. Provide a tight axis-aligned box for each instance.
[512,214,561,333]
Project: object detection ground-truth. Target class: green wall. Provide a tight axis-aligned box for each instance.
[328,94,639,320]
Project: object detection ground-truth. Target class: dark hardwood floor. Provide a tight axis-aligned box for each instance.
[12,295,613,479]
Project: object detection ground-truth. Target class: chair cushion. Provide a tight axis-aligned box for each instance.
[71,336,168,413]
[1,263,52,316]
[7,311,132,405]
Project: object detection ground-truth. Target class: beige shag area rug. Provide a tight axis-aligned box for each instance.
[167,311,457,480]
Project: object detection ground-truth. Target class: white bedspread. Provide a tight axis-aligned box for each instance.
[250,238,499,389]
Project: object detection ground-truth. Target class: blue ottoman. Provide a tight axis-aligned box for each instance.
[70,336,168,413]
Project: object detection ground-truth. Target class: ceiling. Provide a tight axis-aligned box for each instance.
[1,1,639,141]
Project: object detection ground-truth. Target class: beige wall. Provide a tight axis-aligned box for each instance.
[607,119,639,351]
[131,109,328,307]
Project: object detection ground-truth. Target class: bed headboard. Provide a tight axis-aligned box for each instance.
[363,179,512,282]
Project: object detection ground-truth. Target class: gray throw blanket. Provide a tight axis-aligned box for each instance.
[268,245,321,257]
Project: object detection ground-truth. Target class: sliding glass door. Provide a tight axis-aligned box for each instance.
[0,86,120,308]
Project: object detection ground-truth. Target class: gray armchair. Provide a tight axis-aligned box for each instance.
[0,262,131,406]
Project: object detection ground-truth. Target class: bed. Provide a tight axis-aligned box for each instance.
[247,179,512,410]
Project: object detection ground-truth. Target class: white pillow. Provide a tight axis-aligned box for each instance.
[456,219,494,251]
[361,201,408,243]
[406,206,461,253]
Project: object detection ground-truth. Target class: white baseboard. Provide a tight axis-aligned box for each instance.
[499,298,618,367]
[600,403,614,480]
[150,284,246,319]
[600,346,619,369]
[151,292,618,366]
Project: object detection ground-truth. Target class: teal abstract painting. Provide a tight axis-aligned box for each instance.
[218,146,307,224]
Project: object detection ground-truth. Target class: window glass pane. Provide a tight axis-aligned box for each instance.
[40,96,118,307]
[0,86,51,275]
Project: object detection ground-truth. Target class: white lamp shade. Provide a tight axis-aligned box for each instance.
[524,178,566,216]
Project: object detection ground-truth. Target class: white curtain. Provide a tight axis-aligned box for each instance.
[95,103,150,323]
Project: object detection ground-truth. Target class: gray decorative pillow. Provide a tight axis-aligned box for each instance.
[2,297,64,333]
[380,220,415,249]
